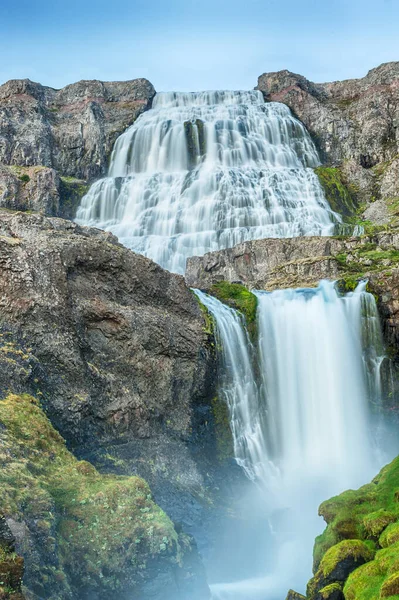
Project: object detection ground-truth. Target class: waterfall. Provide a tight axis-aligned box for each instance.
[195,281,386,600]
[76,91,339,274]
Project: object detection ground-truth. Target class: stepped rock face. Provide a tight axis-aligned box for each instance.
[257,63,399,211]
[0,77,155,180]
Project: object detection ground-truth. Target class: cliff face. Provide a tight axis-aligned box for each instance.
[0,77,155,215]
[0,210,214,448]
[257,62,399,223]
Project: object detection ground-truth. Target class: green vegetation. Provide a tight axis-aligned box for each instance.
[0,394,183,598]
[18,174,30,184]
[210,281,257,323]
[314,166,358,218]
[308,456,399,599]
[0,544,24,599]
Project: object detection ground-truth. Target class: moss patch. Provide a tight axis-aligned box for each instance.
[310,456,399,600]
[210,282,257,337]
[0,394,183,598]
[315,167,358,218]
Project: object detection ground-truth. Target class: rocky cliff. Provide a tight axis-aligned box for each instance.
[257,62,399,225]
[0,209,224,599]
[0,77,155,215]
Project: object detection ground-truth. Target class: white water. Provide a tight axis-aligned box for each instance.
[76,91,339,274]
[195,281,385,600]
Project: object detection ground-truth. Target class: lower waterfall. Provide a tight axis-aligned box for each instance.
[194,281,386,600]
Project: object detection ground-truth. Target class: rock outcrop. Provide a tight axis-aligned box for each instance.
[0,210,214,448]
[0,209,223,598]
[0,393,210,600]
[257,63,399,221]
[0,77,155,216]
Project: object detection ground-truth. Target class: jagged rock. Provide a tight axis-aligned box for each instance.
[0,77,155,182]
[0,210,214,448]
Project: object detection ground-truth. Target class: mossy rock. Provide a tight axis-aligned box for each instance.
[209,281,258,339]
[59,176,89,219]
[380,572,399,597]
[0,393,184,598]
[363,510,397,538]
[309,540,374,599]
[312,456,399,600]
[0,546,24,595]
[316,582,344,600]
[380,523,399,549]
[319,540,375,580]
[314,166,358,218]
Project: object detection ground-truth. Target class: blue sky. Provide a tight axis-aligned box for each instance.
[1,0,398,91]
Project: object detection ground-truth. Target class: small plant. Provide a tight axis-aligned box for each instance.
[18,174,30,183]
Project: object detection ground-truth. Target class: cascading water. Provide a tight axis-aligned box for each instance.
[76,91,340,274]
[195,281,386,600]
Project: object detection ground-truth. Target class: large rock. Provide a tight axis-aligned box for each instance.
[0,77,155,181]
[0,210,214,448]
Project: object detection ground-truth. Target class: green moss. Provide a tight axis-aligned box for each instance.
[380,523,399,549]
[192,291,214,336]
[319,540,375,579]
[315,166,358,218]
[0,394,182,597]
[344,560,385,600]
[333,238,399,289]
[363,510,396,538]
[0,545,24,598]
[210,281,257,324]
[312,456,399,600]
[318,582,343,599]
[211,396,234,463]
[18,174,30,184]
